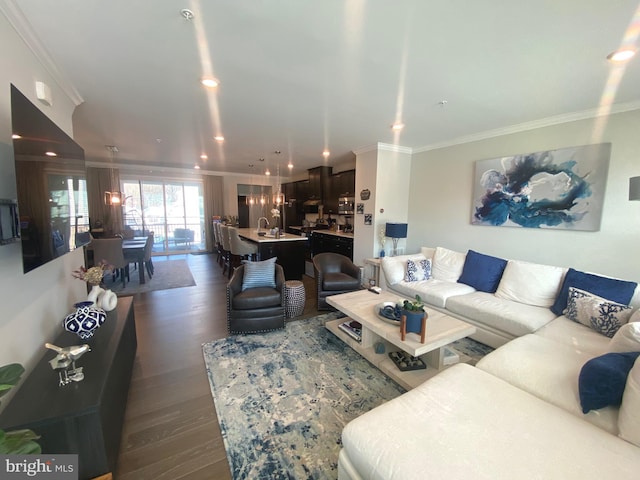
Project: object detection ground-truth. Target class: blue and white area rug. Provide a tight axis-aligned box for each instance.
[202,313,407,479]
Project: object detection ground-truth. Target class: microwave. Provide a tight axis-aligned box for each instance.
[338,196,355,214]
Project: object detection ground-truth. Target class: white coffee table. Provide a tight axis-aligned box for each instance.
[326,289,476,390]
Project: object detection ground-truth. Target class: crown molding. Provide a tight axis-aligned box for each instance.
[414,101,640,153]
[85,160,271,180]
[0,0,84,106]
[353,142,413,156]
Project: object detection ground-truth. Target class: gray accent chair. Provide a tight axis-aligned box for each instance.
[313,252,363,310]
[226,263,286,334]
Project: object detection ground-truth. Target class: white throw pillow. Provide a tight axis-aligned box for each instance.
[565,287,634,338]
[619,357,640,447]
[495,260,567,308]
[430,247,466,282]
[405,258,432,282]
[630,308,640,323]
[609,321,640,353]
[381,254,426,286]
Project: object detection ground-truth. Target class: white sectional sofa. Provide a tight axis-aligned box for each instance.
[338,246,640,479]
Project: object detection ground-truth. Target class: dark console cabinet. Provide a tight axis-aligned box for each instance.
[0,297,137,479]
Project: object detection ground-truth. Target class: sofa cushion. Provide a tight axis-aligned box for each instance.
[619,357,640,447]
[476,334,619,433]
[323,272,360,291]
[390,279,475,309]
[457,250,507,293]
[431,247,466,282]
[609,322,640,353]
[340,363,640,480]
[551,268,638,316]
[565,287,634,338]
[233,287,282,310]
[405,258,431,282]
[447,291,558,338]
[242,257,277,291]
[534,316,610,356]
[495,259,566,308]
[381,253,427,286]
[420,246,436,260]
[579,351,640,414]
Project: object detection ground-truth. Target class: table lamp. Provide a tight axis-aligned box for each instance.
[385,222,408,256]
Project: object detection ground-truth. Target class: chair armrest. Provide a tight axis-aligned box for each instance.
[343,261,362,280]
[275,264,285,292]
[228,266,244,296]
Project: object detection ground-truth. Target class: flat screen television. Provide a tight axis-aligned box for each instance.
[10,84,89,273]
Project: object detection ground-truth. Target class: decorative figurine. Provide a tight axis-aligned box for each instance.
[45,343,91,386]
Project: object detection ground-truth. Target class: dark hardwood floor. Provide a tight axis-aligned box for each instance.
[116,253,232,480]
[115,253,320,479]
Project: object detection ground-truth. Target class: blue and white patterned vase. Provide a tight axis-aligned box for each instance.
[63,301,107,339]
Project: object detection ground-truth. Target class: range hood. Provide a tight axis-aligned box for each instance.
[303,198,322,206]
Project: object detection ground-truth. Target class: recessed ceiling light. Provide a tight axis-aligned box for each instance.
[265,169,271,176]
[200,154,208,159]
[322,150,330,157]
[288,162,293,169]
[214,136,224,142]
[11,134,21,139]
[201,77,220,88]
[194,165,201,170]
[45,151,57,157]
[391,123,404,131]
[607,48,636,62]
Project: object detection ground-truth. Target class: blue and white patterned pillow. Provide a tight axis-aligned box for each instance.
[405,259,432,282]
[564,286,634,338]
[242,257,277,291]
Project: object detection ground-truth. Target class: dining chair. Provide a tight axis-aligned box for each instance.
[90,237,129,288]
[143,233,154,279]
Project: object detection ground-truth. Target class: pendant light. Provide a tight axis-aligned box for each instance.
[272,164,285,206]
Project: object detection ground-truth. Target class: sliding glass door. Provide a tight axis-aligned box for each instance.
[121,179,204,254]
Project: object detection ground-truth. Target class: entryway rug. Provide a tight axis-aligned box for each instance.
[105,259,196,296]
[202,313,407,479]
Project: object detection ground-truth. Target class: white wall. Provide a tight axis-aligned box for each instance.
[408,109,640,283]
[353,145,412,266]
[0,8,87,403]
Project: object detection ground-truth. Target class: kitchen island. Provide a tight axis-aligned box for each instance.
[237,228,308,280]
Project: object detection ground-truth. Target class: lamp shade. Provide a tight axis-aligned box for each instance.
[630,176,640,201]
[385,222,408,239]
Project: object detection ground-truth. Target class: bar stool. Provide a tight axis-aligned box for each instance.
[213,222,222,266]
[228,227,258,276]
[284,280,306,318]
[219,225,232,277]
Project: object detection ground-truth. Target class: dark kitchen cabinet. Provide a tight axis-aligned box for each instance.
[307,166,332,202]
[311,231,353,260]
[326,169,356,214]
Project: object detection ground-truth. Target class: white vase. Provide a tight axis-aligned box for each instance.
[87,285,104,305]
[99,289,118,312]
[86,285,118,312]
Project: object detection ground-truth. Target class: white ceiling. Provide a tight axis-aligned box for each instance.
[10,0,640,177]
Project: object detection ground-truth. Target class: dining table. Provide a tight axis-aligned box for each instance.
[122,237,149,284]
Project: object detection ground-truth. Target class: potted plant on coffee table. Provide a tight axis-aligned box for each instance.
[398,295,428,343]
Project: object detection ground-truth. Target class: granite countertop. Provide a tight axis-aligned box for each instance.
[236,228,308,243]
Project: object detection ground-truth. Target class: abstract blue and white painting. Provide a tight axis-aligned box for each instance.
[471,143,611,231]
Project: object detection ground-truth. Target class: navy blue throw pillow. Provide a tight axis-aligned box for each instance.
[578,352,640,414]
[550,268,637,316]
[457,250,508,293]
